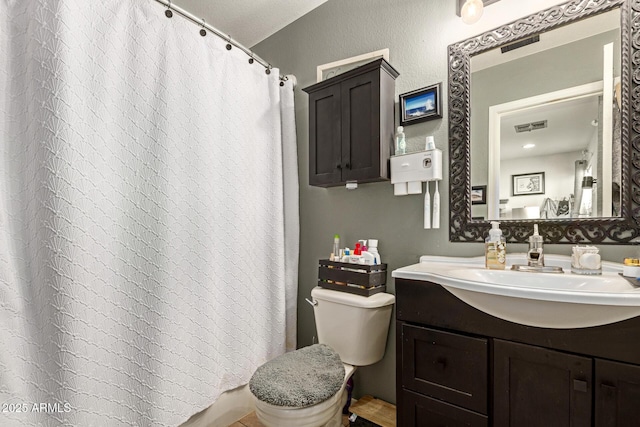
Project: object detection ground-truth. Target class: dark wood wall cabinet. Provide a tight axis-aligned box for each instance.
[302,59,399,187]
[396,278,640,427]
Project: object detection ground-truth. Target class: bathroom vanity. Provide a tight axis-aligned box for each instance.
[394,258,640,427]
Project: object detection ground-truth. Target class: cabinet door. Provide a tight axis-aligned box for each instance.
[401,389,488,427]
[308,83,342,186]
[493,339,592,427]
[341,69,381,182]
[596,359,640,427]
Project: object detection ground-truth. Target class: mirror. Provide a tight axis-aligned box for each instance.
[473,9,621,221]
[448,0,640,244]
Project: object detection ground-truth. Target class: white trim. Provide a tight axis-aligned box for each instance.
[316,49,390,82]
[602,43,614,217]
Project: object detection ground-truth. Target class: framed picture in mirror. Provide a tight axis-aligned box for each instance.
[399,83,442,126]
[512,172,545,196]
[471,185,487,204]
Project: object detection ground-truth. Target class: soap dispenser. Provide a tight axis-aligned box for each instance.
[485,221,506,270]
[527,224,544,267]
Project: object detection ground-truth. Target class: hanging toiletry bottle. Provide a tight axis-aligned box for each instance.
[395,126,406,155]
[485,221,506,270]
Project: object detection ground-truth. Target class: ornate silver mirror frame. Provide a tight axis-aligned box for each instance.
[448,0,640,244]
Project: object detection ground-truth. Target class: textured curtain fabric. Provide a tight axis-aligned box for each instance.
[0,0,298,425]
[279,79,300,353]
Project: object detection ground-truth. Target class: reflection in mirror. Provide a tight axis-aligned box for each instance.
[448,0,640,244]
[471,9,621,221]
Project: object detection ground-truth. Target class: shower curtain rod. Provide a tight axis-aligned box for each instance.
[153,0,291,83]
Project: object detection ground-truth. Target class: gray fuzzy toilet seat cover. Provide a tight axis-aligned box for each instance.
[249,343,345,407]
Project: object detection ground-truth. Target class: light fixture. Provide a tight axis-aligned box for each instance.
[460,0,484,24]
[457,0,500,25]
[523,143,535,149]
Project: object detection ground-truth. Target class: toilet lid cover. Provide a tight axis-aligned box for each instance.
[249,343,345,407]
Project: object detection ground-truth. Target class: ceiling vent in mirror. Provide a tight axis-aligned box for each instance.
[514,120,547,133]
[501,35,540,53]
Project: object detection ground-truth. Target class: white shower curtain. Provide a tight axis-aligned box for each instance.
[0,0,299,425]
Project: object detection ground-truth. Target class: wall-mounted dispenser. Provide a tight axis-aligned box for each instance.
[390,137,443,229]
[390,149,443,192]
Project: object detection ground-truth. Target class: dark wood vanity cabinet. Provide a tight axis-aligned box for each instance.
[493,340,592,427]
[396,278,640,427]
[400,324,489,426]
[302,59,398,187]
[595,359,640,426]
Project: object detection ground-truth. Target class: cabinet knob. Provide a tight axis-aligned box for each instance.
[336,164,342,170]
[345,162,351,170]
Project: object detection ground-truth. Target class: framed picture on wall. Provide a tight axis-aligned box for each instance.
[399,83,442,126]
[512,172,545,196]
[471,185,486,205]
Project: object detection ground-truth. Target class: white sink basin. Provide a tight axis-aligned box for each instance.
[392,254,640,329]
[445,267,634,293]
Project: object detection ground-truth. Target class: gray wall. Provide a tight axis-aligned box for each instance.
[253,0,637,404]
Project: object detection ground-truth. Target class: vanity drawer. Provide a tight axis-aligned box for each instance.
[401,389,488,427]
[401,324,488,414]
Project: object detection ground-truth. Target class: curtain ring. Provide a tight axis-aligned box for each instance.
[265,65,272,75]
[226,35,232,50]
[248,53,254,64]
[165,0,173,18]
[200,19,207,36]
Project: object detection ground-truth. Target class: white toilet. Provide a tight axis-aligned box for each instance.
[249,286,395,427]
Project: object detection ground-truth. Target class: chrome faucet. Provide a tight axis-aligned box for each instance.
[512,225,562,273]
[527,224,544,267]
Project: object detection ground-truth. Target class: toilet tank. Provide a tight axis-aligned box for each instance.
[310,287,395,366]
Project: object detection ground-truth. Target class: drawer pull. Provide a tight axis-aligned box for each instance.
[436,357,447,370]
[573,379,588,392]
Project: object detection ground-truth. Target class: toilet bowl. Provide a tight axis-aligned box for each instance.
[249,287,395,427]
[253,363,356,427]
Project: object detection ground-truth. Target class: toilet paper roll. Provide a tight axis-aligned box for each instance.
[394,182,408,196]
[407,181,422,194]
